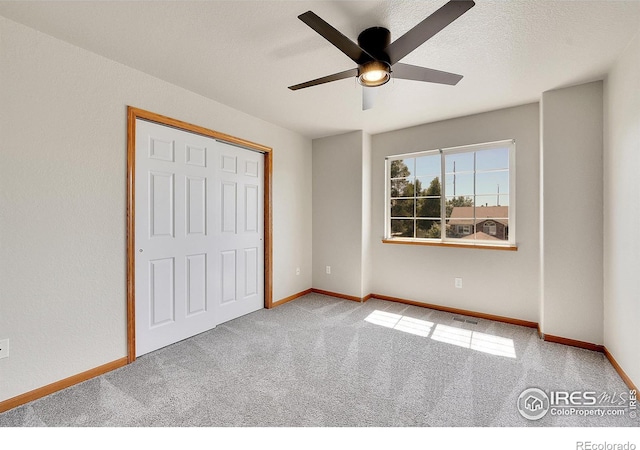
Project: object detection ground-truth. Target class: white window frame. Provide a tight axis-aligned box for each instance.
[384,139,516,248]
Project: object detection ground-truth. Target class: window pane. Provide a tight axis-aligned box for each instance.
[390,178,415,198]
[476,147,509,171]
[391,219,414,238]
[476,171,509,195]
[475,205,509,219]
[476,219,508,241]
[445,220,474,239]
[445,152,474,173]
[390,158,414,178]
[473,205,509,240]
[475,195,509,209]
[415,154,440,178]
[416,198,440,218]
[391,199,414,217]
[416,176,441,196]
[416,220,441,238]
[444,172,473,196]
[445,196,474,218]
[447,207,475,238]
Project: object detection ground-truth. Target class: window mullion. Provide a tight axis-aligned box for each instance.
[440,149,445,241]
[473,151,477,237]
[385,159,390,239]
[413,158,417,238]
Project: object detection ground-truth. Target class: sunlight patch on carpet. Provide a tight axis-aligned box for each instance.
[365,310,517,358]
[364,310,434,337]
[431,324,516,358]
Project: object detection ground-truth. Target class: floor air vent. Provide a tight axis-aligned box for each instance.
[453,317,478,325]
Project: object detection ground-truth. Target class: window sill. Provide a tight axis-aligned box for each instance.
[382,238,518,251]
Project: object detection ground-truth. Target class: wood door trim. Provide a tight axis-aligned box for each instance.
[126,106,273,363]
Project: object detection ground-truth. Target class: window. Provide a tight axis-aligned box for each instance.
[483,221,497,236]
[385,140,515,247]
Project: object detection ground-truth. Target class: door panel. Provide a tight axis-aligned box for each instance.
[149,257,175,327]
[221,250,237,304]
[213,141,265,325]
[149,137,174,161]
[186,145,206,167]
[244,247,258,296]
[186,253,207,316]
[149,172,174,238]
[221,182,237,233]
[245,185,259,232]
[186,176,206,236]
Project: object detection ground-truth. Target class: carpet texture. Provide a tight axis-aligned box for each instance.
[1,293,637,427]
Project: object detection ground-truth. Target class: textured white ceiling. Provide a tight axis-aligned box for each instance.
[1,1,639,139]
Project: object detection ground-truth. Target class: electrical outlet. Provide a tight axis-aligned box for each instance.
[0,339,9,359]
[326,265,331,275]
[296,267,300,276]
[455,278,463,289]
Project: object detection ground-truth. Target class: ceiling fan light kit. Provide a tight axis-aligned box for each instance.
[288,0,475,109]
[358,60,391,87]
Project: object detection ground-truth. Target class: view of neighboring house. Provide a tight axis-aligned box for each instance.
[448,206,509,241]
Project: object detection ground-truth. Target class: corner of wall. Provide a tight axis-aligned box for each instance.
[602,30,640,388]
[311,131,367,298]
[540,81,604,345]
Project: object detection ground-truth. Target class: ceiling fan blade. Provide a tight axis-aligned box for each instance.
[288,68,359,91]
[392,63,463,85]
[387,1,475,65]
[362,87,379,111]
[298,11,374,65]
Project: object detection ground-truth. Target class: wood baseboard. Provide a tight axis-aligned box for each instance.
[603,347,638,391]
[311,288,365,303]
[270,288,313,308]
[542,334,604,353]
[370,293,539,329]
[542,336,637,391]
[0,357,128,414]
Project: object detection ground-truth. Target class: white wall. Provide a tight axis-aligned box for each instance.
[540,82,603,344]
[371,104,540,321]
[361,132,373,297]
[604,32,640,386]
[0,17,312,402]
[312,131,366,298]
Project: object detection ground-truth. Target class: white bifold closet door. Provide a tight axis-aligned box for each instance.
[135,119,264,357]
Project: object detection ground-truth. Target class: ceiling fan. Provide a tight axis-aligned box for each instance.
[288,0,475,110]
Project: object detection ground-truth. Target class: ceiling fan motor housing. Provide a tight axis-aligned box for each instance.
[357,26,391,62]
